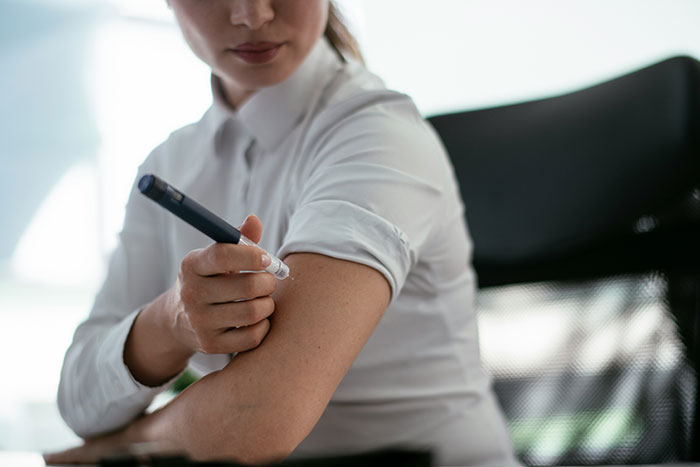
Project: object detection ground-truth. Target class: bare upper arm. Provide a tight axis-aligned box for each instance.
[196,252,391,461]
[267,251,390,382]
[231,251,391,397]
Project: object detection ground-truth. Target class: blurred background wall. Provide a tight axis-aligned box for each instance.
[1,0,699,453]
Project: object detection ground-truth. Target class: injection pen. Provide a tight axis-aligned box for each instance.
[138,173,289,280]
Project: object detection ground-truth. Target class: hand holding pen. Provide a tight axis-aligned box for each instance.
[122,175,289,387]
[170,214,278,352]
[138,174,289,280]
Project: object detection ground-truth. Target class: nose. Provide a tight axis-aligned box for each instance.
[229,0,275,30]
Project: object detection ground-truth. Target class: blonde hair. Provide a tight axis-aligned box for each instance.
[325,2,364,64]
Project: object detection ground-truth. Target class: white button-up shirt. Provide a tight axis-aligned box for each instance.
[58,38,516,465]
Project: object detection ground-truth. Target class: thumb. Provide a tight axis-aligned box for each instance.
[239,214,263,244]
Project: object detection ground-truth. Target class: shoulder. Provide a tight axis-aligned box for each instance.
[317,62,427,135]
[302,64,450,183]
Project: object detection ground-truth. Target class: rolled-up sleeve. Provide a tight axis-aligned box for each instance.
[278,96,450,300]
[279,200,413,298]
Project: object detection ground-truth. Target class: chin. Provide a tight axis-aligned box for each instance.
[221,55,298,89]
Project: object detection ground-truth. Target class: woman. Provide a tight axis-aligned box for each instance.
[47,1,518,465]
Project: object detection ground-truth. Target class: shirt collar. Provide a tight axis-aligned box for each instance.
[209,38,342,152]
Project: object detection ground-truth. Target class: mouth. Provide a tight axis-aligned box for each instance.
[230,42,284,64]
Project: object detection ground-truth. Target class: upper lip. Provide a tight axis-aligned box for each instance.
[232,42,283,52]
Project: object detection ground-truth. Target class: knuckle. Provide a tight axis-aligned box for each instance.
[245,274,274,298]
[238,301,257,325]
[206,243,234,272]
[252,320,270,346]
[242,298,271,324]
[262,273,277,294]
[242,329,263,350]
[241,276,259,298]
[259,296,275,317]
[233,323,265,351]
[242,245,264,270]
[205,244,224,270]
[181,250,200,273]
[179,281,199,305]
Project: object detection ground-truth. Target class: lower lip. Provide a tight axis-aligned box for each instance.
[231,44,283,64]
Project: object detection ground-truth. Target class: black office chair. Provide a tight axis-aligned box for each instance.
[428,55,700,466]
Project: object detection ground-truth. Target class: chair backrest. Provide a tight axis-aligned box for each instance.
[428,56,700,466]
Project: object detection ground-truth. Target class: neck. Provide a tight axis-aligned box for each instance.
[217,76,257,110]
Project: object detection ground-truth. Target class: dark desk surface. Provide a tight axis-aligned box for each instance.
[7,451,700,467]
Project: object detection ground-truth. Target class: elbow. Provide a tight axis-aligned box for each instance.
[57,382,110,439]
[58,398,136,440]
[57,361,107,438]
[56,333,108,438]
[57,376,131,439]
[57,385,96,439]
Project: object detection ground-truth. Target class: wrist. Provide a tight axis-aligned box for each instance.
[155,288,197,358]
[124,291,194,386]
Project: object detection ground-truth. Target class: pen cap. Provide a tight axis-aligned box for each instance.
[138,174,168,201]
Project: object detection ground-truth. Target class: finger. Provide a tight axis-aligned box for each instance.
[239,214,263,244]
[199,318,271,354]
[180,270,276,305]
[187,296,275,333]
[211,296,275,328]
[183,243,270,277]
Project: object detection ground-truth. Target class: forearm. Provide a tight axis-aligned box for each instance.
[49,254,389,465]
[124,291,194,387]
[137,363,315,463]
[135,320,339,463]
[131,254,389,464]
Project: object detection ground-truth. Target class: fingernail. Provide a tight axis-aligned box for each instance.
[261,254,271,267]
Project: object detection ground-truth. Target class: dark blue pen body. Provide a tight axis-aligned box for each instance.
[168,195,242,244]
[138,174,242,244]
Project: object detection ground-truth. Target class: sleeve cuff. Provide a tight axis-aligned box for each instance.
[278,200,414,302]
[95,309,182,405]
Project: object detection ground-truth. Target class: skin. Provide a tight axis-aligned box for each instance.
[171,0,329,108]
[45,1,392,464]
[123,215,277,388]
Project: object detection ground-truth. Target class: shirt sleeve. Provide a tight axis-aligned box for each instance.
[278,95,451,300]
[57,162,179,438]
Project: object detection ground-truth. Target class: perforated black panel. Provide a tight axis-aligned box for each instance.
[428,54,700,464]
[477,273,697,465]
